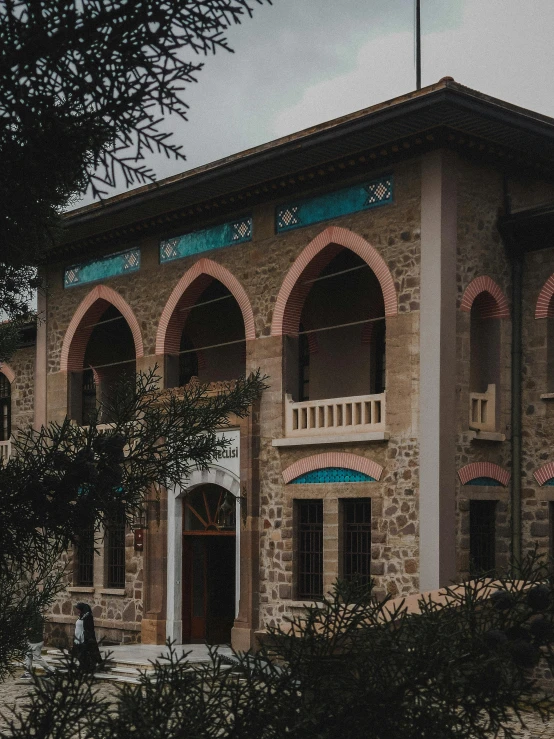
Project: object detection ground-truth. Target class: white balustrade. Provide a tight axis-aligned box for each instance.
[284,393,386,438]
[469,384,496,432]
[0,440,11,463]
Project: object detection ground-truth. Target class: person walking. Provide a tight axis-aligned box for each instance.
[73,602,102,671]
[21,609,55,679]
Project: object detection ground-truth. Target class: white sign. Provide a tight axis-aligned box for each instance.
[213,428,240,478]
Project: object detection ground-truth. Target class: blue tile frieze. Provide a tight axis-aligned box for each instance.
[275,175,393,233]
[64,248,140,288]
[464,477,503,486]
[290,467,376,484]
[159,216,253,264]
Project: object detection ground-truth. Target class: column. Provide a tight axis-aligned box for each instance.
[419,149,458,590]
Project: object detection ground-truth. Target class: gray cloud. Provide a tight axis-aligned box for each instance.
[77,0,553,209]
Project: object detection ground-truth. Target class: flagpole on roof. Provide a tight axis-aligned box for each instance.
[415,0,422,90]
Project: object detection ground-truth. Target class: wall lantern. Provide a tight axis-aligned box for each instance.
[133,528,144,551]
[130,506,148,551]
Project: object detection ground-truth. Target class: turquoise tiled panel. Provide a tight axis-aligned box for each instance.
[64,248,140,288]
[465,477,502,486]
[545,478,554,486]
[275,175,393,233]
[290,467,376,484]
[159,217,253,263]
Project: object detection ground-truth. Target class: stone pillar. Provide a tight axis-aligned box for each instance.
[34,270,48,430]
[141,489,168,644]
[47,371,69,425]
[231,335,279,651]
[419,149,458,590]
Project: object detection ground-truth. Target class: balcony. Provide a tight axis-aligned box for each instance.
[273,393,388,447]
[469,384,504,441]
[0,440,11,463]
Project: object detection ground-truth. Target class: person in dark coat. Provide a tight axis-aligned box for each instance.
[73,603,102,671]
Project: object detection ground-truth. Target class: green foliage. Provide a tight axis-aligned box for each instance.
[0,0,272,267]
[0,0,272,360]
[5,560,554,738]
[0,368,266,681]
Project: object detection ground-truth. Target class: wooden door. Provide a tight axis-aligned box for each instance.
[182,485,236,644]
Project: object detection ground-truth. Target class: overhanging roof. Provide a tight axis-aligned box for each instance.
[499,203,554,254]
[59,78,554,254]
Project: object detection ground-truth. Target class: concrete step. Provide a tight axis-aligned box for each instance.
[42,645,235,684]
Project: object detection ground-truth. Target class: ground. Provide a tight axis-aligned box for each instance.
[0,666,553,737]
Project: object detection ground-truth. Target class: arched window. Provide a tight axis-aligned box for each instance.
[0,372,11,441]
[70,305,136,424]
[536,278,554,392]
[461,277,509,433]
[165,279,246,388]
[469,293,501,431]
[285,248,386,401]
[547,318,554,392]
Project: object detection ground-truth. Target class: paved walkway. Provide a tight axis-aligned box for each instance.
[97,642,233,666]
[1,649,553,737]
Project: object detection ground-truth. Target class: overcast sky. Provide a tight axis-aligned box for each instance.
[77,0,554,208]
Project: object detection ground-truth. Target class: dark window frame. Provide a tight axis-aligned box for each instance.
[76,526,95,587]
[296,499,323,600]
[341,498,372,585]
[0,373,11,441]
[469,500,497,576]
[548,500,554,566]
[106,508,126,589]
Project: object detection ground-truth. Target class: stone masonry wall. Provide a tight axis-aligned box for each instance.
[48,528,144,646]
[46,158,422,635]
[8,345,35,433]
[454,160,513,578]
[252,163,421,628]
[519,247,554,559]
[454,160,554,578]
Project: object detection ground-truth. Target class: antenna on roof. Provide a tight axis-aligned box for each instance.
[415,0,422,90]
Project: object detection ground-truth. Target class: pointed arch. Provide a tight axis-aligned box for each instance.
[535,274,554,319]
[271,226,397,337]
[458,462,510,487]
[460,276,510,318]
[60,285,144,373]
[0,363,15,384]
[156,258,255,356]
[534,462,554,486]
[282,452,383,484]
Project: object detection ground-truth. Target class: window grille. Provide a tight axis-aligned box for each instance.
[106,508,126,589]
[549,502,554,563]
[296,500,323,599]
[342,498,372,584]
[469,500,496,576]
[82,368,97,426]
[0,373,11,441]
[77,526,95,587]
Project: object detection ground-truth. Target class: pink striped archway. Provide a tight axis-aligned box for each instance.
[460,276,510,318]
[0,362,15,384]
[534,462,554,486]
[60,285,144,373]
[270,226,397,337]
[535,274,554,319]
[458,462,510,487]
[282,452,383,484]
[156,258,255,356]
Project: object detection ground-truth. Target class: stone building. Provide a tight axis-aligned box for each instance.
[4,78,554,649]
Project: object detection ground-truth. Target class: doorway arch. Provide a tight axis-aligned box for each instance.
[166,463,240,645]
